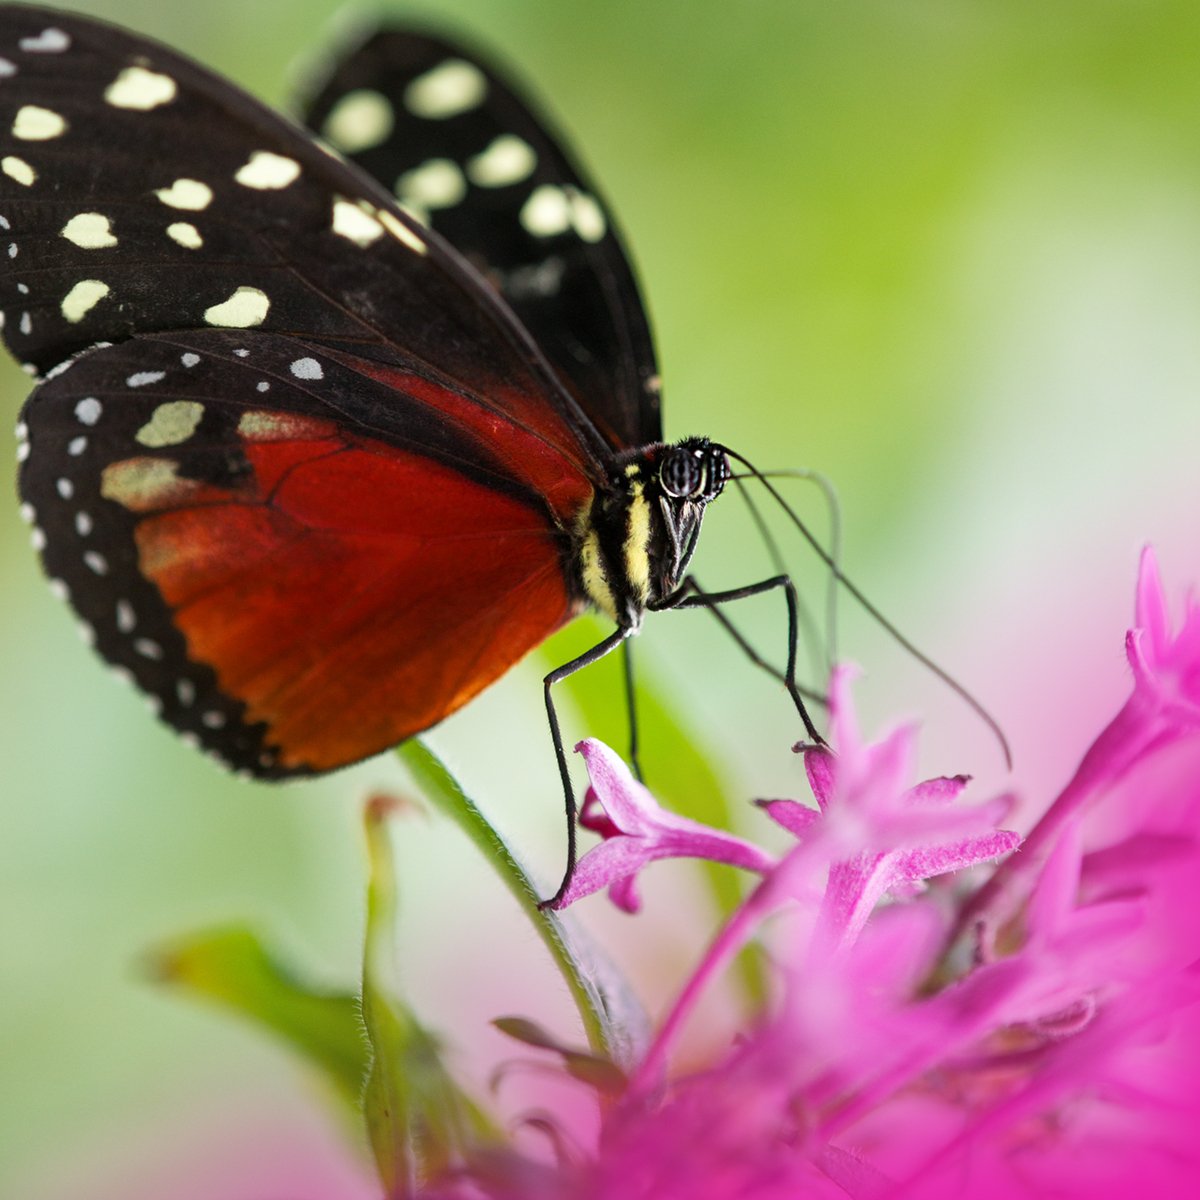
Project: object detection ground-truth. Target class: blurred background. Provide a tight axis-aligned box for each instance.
[3,0,1200,1194]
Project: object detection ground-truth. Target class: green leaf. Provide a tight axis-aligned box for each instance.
[146,925,367,1103]
[540,616,770,1006]
[360,797,497,1194]
[398,741,650,1069]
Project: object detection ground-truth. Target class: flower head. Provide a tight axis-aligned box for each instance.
[487,551,1200,1197]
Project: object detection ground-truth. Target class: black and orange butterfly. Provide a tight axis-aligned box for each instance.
[2,6,821,901]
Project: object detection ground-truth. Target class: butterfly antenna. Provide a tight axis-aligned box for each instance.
[729,473,828,679]
[726,450,1013,771]
[731,465,844,674]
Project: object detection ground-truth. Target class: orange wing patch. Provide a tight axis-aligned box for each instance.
[117,426,579,771]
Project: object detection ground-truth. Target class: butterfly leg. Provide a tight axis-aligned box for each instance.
[622,638,645,782]
[540,626,632,910]
[661,574,826,746]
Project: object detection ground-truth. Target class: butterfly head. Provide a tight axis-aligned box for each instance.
[575,438,729,629]
[647,436,729,597]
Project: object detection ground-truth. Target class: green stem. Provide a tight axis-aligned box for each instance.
[399,741,649,1068]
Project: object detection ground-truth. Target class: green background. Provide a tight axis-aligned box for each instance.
[3,1,1199,1193]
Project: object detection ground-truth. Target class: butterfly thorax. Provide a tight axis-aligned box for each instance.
[573,437,730,631]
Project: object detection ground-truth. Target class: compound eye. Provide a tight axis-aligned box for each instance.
[704,446,731,497]
[660,447,702,498]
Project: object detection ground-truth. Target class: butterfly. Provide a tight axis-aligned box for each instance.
[2,6,820,900]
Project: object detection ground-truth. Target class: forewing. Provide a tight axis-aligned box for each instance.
[0,5,606,476]
[17,330,579,776]
[298,26,663,449]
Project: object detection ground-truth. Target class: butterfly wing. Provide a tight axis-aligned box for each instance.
[298,26,663,451]
[18,330,582,775]
[2,7,599,774]
[0,6,606,470]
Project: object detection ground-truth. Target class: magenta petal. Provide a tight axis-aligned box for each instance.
[904,774,971,807]
[607,873,643,914]
[1136,545,1170,664]
[1025,820,1084,945]
[559,739,777,911]
[892,830,1021,884]
[579,789,619,838]
[804,747,837,811]
[758,798,821,838]
[575,739,658,834]
[826,665,862,754]
[557,838,654,909]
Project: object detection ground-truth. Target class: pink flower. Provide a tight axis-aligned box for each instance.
[555,739,775,912]
[471,550,1200,1197]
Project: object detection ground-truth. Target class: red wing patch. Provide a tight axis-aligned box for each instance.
[128,431,574,771]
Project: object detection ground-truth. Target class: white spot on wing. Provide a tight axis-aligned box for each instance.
[68,435,87,455]
[520,185,572,237]
[0,57,15,78]
[20,28,70,53]
[204,286,270,328]
[180,353,200,368]
[2,156,36,186]
[166,222,202,249]
[256,381,270,392]
[75,397,102,425]
[154,178,213,211]
[201,711,226,729]
[331,197,384,246]
[127,371,167,388]
[61,212,118,249]
[104,66,177,111]
[569,190,607,242]
[467,135,537,187]
[396,158,466,209]
[30,526,45,550]
[404,59,487,119]
[84,550,108,576]
[61,280,110,323]
[18,501,34,524]
[75,510,92,536]
[289,357,323,380]
[55,477,73,499]
[48,578,69,601]
[116,600,136,632]
[235,151,301,190]
[13,104,66,140]
[322,89,393,152]
[177,679,195,706]
[134,637,163,660]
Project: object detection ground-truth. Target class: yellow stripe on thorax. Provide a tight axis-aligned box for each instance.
[622,479,652,608]
[579,523,618,621]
